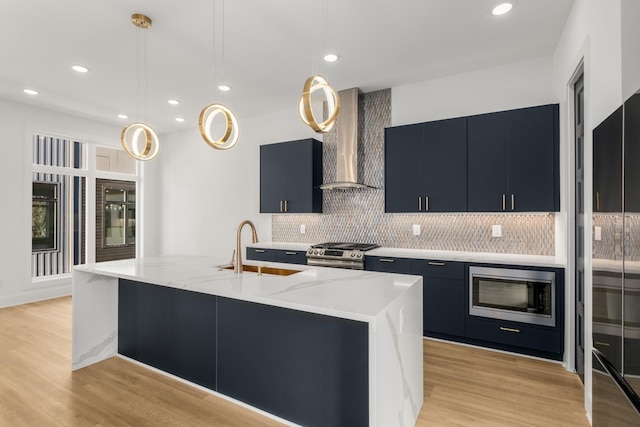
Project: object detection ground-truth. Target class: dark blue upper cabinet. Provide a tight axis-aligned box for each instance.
[260,138,323,214]
[593,106,623,212]
[385,117,467,213]
[467,104,560,212]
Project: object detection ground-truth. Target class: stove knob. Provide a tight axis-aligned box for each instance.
[351,252,355,257]
[357,253,362,258]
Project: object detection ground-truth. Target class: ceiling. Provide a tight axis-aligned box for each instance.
[0,0,574,135]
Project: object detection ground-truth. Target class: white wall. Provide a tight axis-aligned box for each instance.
[622,0,640,100]
[0,98,125,308]
[552,0,626,421]
[155,107,316,258]
[391,55,556,126]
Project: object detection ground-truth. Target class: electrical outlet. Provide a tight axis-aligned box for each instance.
[300,224,306,234]
[492,224,502,238]
[412,224,421,236]
[595,226,602,241]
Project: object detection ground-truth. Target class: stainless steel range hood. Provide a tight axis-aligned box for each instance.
[320,88,377,190]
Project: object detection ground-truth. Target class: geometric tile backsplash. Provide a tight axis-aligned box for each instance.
[272,89,556,256]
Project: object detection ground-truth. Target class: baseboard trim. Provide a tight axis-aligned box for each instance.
[0,285,72,309]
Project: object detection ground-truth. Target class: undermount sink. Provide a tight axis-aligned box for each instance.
[219,264,301,276]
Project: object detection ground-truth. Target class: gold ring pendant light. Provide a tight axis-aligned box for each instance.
[199,0,239,150]
[299,74,340,133]
[121,14,160,161]
[298,0,339,133]
[199,103,239,150]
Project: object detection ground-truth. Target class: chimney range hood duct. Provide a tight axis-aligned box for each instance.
[320,88,377,190]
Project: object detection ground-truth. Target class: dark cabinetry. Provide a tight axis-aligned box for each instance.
[217,298,369,427]
[385,118,467,213]
[246,247,307,265]
[593,106,623,212]
[364,255,564,360]
[411,259,466,337]
[118,279,217,390]
[260,138,322,214]
[625,95,640,212]
[467,104,560,212]
[118,279,369,427]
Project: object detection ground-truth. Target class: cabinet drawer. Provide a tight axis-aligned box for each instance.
[411,259,464,279]
[275,250,307,265]
[465,317,562,354]
[365,256,412,274]
[246,247,277,262]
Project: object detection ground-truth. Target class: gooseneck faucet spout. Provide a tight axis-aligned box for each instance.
[235,220,258,273]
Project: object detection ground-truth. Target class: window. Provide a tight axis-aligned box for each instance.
[32,182,58,251]
[104,187,136,247]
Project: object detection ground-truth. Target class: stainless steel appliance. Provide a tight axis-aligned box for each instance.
[469,266,555,327]
[306,242,379,269]
[592,91,640,424]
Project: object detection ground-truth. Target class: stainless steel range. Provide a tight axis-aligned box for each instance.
[306,242,379,269]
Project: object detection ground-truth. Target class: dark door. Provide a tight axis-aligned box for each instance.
[593,106,623,212]
[508,105,557,212]
[281,140,313,213]
[260,143,286,213]
[574,75,585,381]
[423,117,467,212]
[467,111,509,212]
[385,124,425,212]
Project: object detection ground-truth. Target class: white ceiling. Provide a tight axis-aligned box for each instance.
[0,0,574,135]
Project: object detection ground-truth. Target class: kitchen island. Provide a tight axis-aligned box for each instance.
[72,256,423,427]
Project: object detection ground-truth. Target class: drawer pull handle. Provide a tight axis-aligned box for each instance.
[428,261,445,266]
[595,341,610,347]
[499,327,520,333]
[380,258,395,263]
[254,249,266,253]
[285,252,297,255]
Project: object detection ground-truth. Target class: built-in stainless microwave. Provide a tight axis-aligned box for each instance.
[469,266,555,327]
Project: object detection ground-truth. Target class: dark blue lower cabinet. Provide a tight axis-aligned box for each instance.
[118,279,218,390]
[246,247,308,265]
[217,297,369,427]
[465,316,563,360]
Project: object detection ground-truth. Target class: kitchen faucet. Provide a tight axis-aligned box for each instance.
[235,220,258,273]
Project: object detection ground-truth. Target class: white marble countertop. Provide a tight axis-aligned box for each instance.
[248,242,565,268]
[74,255,421,323]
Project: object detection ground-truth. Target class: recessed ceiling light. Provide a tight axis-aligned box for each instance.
[218,84,231,92]
[117,114,128,119]
[492,2,513,15]
[23,88,38,95]
[323,53,339,63]
[175,117,185,122]
[72,65,89,73]
[168,99,180,105]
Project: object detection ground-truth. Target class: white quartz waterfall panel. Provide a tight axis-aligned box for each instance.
[72,270,118,370]
[372,278,423,427]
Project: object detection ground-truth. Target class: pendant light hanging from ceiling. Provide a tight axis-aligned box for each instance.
[299,0,340,133]
[198,0,239,150]
[121,14,160,161]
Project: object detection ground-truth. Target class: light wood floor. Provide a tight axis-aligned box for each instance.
[0,297,589,426]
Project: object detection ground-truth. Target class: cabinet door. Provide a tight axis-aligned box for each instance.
[625,94,640,213]
[118,279,217,390]
[508,105,559,212]
[467,111,509,212]
[384,124,425,213]
[217,297,369,427]
[411,260,465,337]
[260,143,286,213]
[593,106,623,212]
[246,247,277,262]
[282,139,316,213]
[423,118,468,212]
[275,249,307,265]
[365,256,412,273]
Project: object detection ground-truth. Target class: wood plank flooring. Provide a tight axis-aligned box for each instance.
[0,297,589,426]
